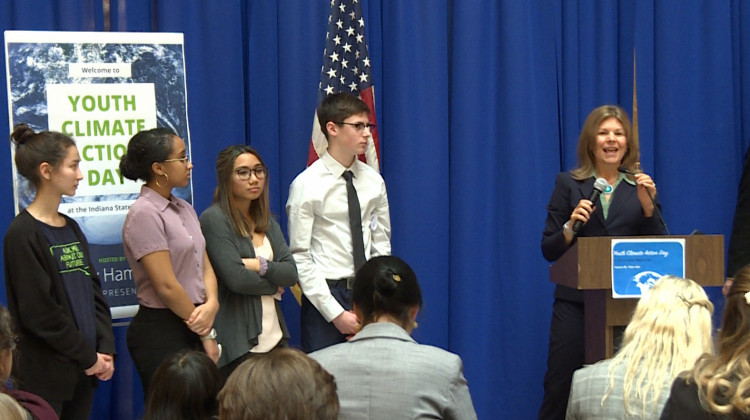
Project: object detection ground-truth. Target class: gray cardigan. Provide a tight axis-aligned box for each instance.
[199,203,298,367]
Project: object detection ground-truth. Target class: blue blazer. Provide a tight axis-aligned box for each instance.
[541,172,665,301]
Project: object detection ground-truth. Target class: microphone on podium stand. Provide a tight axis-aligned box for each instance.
[617,166,670,235]
[572,177,610,233]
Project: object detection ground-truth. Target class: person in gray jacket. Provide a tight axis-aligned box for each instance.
[200,145,298,380]
[310,255,476,420]
[566,276,714,420]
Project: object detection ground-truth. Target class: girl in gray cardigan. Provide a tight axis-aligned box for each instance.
[199,145,298,380]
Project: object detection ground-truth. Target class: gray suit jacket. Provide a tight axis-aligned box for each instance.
[567,358,671,420]
[309,323,477,420]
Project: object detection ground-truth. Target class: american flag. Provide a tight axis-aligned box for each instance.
[308,0,380,171]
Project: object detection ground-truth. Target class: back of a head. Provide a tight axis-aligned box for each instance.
[607,275,713,417]
[687,264,750,415]
[0,306,14,355]
[218,348,338,420]
[623,275,713,361]
[718,265,750,362]
[0,393,26,420]
[352,255,423,327]
[144,351,221,420]
[0,306,15,384]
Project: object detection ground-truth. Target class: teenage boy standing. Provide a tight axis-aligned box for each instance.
[287,93,391,352]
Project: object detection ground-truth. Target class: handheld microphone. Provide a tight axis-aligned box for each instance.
[572,177,609,233]
[617,166,670,235]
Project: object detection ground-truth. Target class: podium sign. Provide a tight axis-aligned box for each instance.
[550,235,723,363]
[611,238,685,298]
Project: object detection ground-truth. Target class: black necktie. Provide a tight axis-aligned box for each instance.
[343,170,366,271]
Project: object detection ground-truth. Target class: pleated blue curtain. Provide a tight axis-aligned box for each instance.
[2,1,750,419]
[446,3,559,417]
[732,0,750,157]
[557,1,636,168]
[635,3,738,236]
[632,1,738,329]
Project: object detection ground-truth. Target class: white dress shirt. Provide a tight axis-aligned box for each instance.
[286,151,391,321]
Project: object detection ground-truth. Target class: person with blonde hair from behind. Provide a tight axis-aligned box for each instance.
[566,275,714,419]
[218,347,338,420]
[0,393,29,420]
[660,264,750,419]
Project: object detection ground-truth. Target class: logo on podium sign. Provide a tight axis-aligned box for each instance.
[611,238,686,298]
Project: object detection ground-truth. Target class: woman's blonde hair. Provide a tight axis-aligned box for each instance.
[688,264,750,415]
[603,275,714,417]
[571,105,639,180]
[0,393,27,420]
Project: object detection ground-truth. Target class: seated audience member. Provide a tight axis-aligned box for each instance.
[0,393,28,420]
[566,275,714,420]
[0,305,57,420]
[144,350,221,420]
[661,264,750,419]
[218,347,338,420]
[310,255,477,420]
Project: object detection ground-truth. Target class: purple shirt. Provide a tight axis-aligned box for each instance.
[123,186,207,308]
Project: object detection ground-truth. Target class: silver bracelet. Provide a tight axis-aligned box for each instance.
[200,328,217,341]
[563,221,574,235]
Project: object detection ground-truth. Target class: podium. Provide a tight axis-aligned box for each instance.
[550,235,724,364]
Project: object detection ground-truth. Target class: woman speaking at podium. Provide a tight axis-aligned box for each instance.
[537,105,664,420]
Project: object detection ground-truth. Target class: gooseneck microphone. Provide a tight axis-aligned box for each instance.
[572,177,609,233]
[616,166,637,176]
[617,166,670,235]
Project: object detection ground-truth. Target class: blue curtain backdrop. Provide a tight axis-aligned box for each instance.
[0,1,748,418]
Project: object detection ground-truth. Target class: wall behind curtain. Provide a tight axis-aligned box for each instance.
[1,1,748,418]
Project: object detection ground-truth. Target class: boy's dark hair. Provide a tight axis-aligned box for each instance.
[317,93,370,140]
